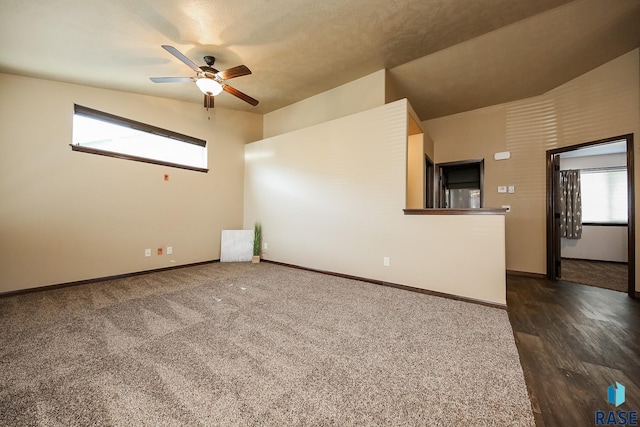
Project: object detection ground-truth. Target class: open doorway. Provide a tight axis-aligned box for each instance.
[546,134,635,297]
[435,159,484,208]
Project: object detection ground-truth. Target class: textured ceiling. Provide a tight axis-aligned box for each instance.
[0,0,638,120]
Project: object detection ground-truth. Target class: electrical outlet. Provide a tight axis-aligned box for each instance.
[263,242,268,250]
[383,257,390,267]
[502,205,511,213]
[145,248,151,257]
[167,246,173,255]
[498,186,507,193]
[508,185,515,194]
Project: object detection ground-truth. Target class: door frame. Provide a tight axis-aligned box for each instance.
[425,155,435,208]
[545,134,636,298]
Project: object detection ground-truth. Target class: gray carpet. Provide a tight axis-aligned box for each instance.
[0,262,534,426]
[561,258,628,293]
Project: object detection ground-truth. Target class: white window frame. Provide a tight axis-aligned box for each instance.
[71,105,208,172]
[580,166,628,225]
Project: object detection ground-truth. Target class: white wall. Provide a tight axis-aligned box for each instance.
[0,74,262,292]
[560,152,628,262]
[562,226,627,262]
[245,100,507,305]
[263,70,386,138]
[560,153,626,170]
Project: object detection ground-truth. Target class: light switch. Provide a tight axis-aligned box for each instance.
[498,186,507,193]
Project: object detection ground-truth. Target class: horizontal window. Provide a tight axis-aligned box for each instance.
[71,105,208,172]
[580,167,627,225]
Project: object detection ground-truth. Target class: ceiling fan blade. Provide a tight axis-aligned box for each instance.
[150,77,194,83]
[200,65,219,74]
[161,45,201,73]
[217,65,252,80]
[204,94,214,109]
[223,85,259,106]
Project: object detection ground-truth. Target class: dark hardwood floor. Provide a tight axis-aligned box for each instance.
[507,275,640,427]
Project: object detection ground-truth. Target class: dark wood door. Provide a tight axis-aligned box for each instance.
[547,153,562,280]
[553,154,562,279]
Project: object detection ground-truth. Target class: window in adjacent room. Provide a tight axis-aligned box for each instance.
[71,104,208,172]
[580,167,627,224]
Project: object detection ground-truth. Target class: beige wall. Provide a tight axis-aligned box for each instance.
[423,124,435,162]
[406,104,430,208]
[426,49,640,290]
[245,100,507,305]
[263,70,386,138]
[406,133,425,208]
[0,74,262,292]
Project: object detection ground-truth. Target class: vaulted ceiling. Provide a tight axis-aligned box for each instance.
[0,0,638,120]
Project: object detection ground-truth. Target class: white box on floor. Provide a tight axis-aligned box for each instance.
[220,230,254,262]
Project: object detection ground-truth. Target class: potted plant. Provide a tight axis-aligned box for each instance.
[252,222,262,263]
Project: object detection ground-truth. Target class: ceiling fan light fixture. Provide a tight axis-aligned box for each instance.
[196,78,222,96]
[151,46,257,107]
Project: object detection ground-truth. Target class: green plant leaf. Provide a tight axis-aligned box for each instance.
[253,222,262,256]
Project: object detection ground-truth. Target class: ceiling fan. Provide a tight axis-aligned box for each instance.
[150,45,259,109]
